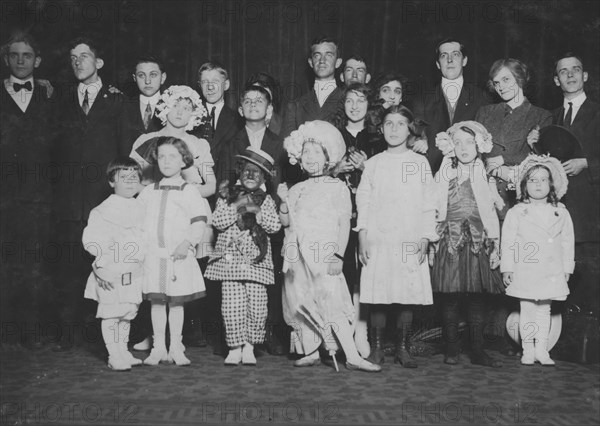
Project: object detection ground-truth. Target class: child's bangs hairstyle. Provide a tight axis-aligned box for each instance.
[151,136,194,169]
[106,157,142,182]
[519,164,559,206]
[380,105,426,148]
[239,84,272,105]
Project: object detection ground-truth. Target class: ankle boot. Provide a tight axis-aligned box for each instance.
[118,341,142,366]
[394,331,417,368]
[366,327,385,365]
[534,337,555,366]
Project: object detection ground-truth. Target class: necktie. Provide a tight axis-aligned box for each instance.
[82,89,90,115]
[143,103,152,130]
[210,106,216,130]
[563,102,573,127]
[13,81,33,92]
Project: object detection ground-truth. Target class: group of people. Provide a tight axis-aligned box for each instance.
[1,32,598,374]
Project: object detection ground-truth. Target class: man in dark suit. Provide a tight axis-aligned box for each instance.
[0,33,55,349]
[191,61,242,184]
[118,54,166,155]
[281,36,345,139]
[189,61,242,354]
[551,53,600,313]
[51,37,124,351]
[412,38,490,173]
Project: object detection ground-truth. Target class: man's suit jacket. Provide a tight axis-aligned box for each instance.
[281,86,344,138]
[118,96,163,156]
[53,84,124,222]
[219,127,286,194]
[552,98,600,242]
[191,103,242,182]
[412,82,490,173]
[0,82,56,204]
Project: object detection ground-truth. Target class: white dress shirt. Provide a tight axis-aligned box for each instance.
[245,126,267,150]
[4,76,35,112]
[77,78,103,109]
[441,75,464,107]
[314,79,337,107]
[563,92,587,124]
[139,92,161,120]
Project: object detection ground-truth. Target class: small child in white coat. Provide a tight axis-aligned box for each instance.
[501,154,574,366]
[83,157,146,371]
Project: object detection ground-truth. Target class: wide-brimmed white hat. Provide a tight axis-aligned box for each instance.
[506,311,562,351]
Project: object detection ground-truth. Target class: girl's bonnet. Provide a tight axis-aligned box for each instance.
[516,154,568,200]
[435,120,493,156]
[283,120,346,167]
[155,85,207,131]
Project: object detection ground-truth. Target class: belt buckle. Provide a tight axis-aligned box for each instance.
[122,272,132,286]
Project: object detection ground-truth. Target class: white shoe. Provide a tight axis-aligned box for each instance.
[108,355,131,371]
[224,347,242,366]
[122,350,143,366]
[168,347,191,366]
[143,347,169,366]
[133,337,152,351]
[242,344,256,365]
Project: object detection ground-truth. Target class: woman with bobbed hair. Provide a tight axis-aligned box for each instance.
[475,58,552,357]
[476,58,552,218]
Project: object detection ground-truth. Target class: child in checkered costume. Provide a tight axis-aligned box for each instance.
[205,147,282,365]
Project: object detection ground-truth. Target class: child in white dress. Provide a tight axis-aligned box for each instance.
[501,154,574,366]
[138,137,208,366]
[82,158,146,371]
[278,120,381,373]
[356,105,437,368]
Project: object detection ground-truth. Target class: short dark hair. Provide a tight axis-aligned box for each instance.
[197,61,228,81]
[344,82,372,100]
[1,32,41,57]
[245,72,281,111]
[372,72,407,103]
[309,35,340,58]
[239,84,272,105]
[344,55,368,69]
[134,54,165,73]
[151,136,194,169]
[435,38,467,60]
[68,36,102,58]
[107,157,142,182]
[519,164,559,206]
[553,52,585,75]
[487,58,529,91]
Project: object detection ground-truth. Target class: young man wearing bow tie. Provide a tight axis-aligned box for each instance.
[0,33,55,350]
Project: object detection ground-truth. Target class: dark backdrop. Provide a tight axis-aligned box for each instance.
[2,0,599,111]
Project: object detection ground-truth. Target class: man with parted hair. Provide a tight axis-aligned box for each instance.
[412,38,490,174]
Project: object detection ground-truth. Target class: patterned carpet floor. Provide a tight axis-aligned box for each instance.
[1,344,599,425]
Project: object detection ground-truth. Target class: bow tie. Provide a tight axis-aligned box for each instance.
[13,81,33,92]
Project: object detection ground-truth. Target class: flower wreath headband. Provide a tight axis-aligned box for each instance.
[435,120,494,157]
[155,85,207,131]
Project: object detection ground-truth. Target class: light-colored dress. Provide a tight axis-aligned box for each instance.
[138,175,207,303]
[130,130,215,258]
[282,177,354,355]
[501,202,574,301]
[82,195,145,319]
[356,150,437,305]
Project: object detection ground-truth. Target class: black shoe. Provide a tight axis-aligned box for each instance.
[264,328,287,356]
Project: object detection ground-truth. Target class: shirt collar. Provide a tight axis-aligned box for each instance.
[9,75,34,86]
[313,79,337,91]
[78,78,103,98]
[441,75,464,90]
[206,99,224,111]
[564,92,587,109]
[140,92,161,105]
